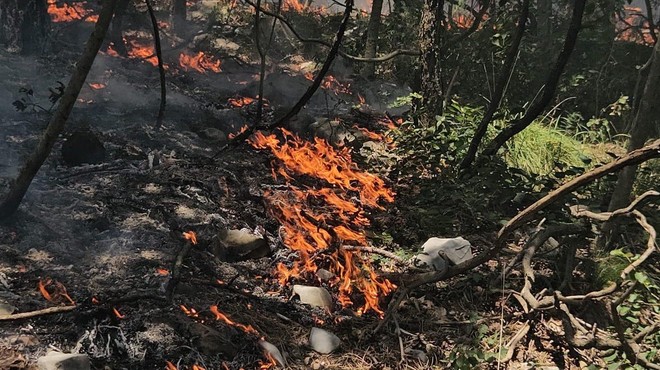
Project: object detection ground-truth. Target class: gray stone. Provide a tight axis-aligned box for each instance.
[309,327,341,354]
[292,285,333,310]
[211,38,240,53]
[197,127,227,143]
[315,269,335,281]
[0,302,17,315]
[37,352,90,370]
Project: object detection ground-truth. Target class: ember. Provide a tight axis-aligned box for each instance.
[179,51,221,73]
[183,231,198,244]
[228,125,249,139]
[47,0,96,23]
[259,352,278,369]
[304,73,352,95]
[180,304,199,318]
[126,40,158,67]
[38,278,75,306]
[249,129,396,315]
[112,307,125,319]
[88,82,106,90]
[228,97,255,107]
[209,305,259,335]
[156,268,170,276]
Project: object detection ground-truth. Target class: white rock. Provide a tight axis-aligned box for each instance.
[37,352,90,370]
[421,237,473,265]
[259,340,286,366]
[292,285,333,310]
[309,327,341,354]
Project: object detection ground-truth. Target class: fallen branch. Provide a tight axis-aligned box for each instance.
[165,236,195,300]
[0,305,76,321]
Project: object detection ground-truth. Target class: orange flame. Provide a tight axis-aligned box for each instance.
[91,297,100,304]
[88,83,106,90]
[357,94,366,105]
[126,40,159,67]
[282,0,305,12]
[47,0,96,23]
[165,361,178,370]
[179,51,221,73]
[228,125,249,139]
[228,97,256,107]
[259,351,278,369]
[209,305,259,335]
[156,268,170,276]
[113,307,125,319]
[615,6,657,45]
[353,126,383,141]
[183,231,198,244]
[191,366,206,370]
[249,129,395,316]
[38,279,76,306]
[180,304,199,318]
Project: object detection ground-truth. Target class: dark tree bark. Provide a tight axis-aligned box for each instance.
[600,39,660,247]
[108,0,130,56]
[482,0,586,156]
[145,0,166,128]
[0,0,118,220]
[417,0,445,124]
[0,0,49,54]
[460,0,529,169]
[173,0,187,33]
[361,0,384,79]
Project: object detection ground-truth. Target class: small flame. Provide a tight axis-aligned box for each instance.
[183,231,198,244]
[38,279,75,306]
[209,305,259,335]
[259,351,278,369]
[126,39,159,67]
[47,0,96,23]
[165,361,178,370]
[156,268,170,276]
[113,307,125,319]
[91,297,99,304]
[191,366,205,370]
[228,97,255,108]
[353,126,383,141]
[179,51,221,73]
[180,304,199,318]
[282,0,305,12]
[88,83,106,90]
[303,73,351,95]
[357,94,366,105]
[228,125,249,139]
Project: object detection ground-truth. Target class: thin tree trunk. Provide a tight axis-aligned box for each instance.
[600,39,660,246]
[108,0,130,56]
[362,0,384,79]
[417,0,445,124]
[460,0,529,169]
[173,0,187,33]
[0,0,49,54]
[0,0,118,220]
[145,0,166,129]
[482,0,586,156]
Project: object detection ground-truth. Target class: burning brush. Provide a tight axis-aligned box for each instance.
[249,128,396,316]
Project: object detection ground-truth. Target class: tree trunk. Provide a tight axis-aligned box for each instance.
[173,0,187,33]
[0,0,49,54]
[361,0,384,79]
[108,0,130,56]
[0,0,118,220]
[417,0,445,125]
[606,39,660,212]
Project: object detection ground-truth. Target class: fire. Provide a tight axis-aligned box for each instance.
[229,125,249,139]
[126,40,158,67]
[228,97,255,107]
[112,307,125,319]
[259,352,278,369]
[38,279,75,306]
[183,231,198,244]
[191,366,205,370]
[166,361,178,370]
[47,0,96,23]
[156,268,170,276]
[91,297,99,304]
[249,129,395,316]
[282,0,305,12]
[353,125,383,141]
[209,305,259,335]
[88,83,106,90]
[179,51,221,73]
[357,94,366,105]
[616,6,656,45]
[180,304,199,318]
[303,73,352,95]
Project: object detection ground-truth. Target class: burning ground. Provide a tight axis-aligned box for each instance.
[0,2,523,370]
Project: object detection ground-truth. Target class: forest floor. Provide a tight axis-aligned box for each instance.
[0,5,628,370]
